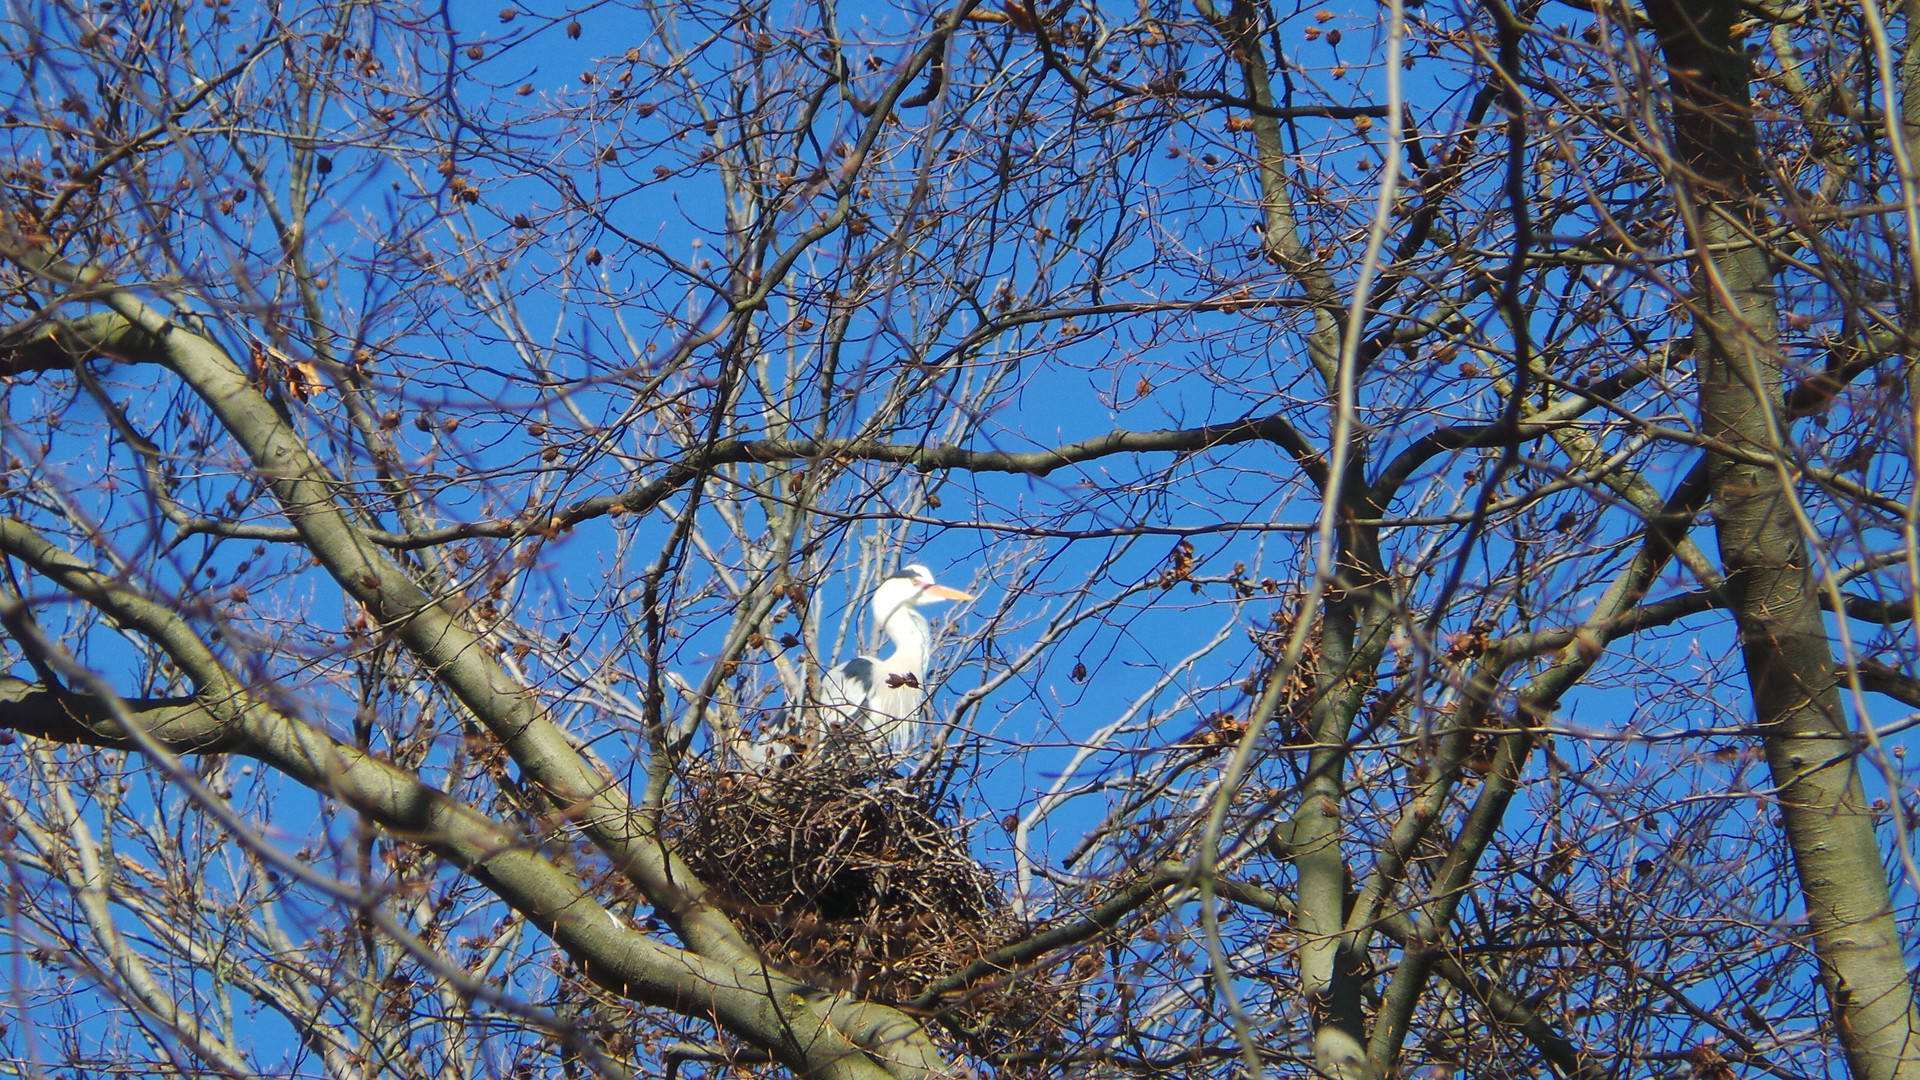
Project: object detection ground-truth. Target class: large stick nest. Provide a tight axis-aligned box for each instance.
[666,759,1077,1066]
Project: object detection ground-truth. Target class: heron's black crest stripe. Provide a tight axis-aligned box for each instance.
[839,656,876,694]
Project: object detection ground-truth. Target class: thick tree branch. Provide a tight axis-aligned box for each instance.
[1856,660,1920,709]
[0,679,240,751]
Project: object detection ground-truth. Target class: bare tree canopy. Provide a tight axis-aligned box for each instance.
[2,0,1920,1077]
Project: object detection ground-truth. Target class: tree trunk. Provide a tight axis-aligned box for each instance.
[1648,3,1920,1076]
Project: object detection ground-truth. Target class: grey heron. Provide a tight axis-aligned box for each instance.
[729,564,972,768]
[815,563,973,763]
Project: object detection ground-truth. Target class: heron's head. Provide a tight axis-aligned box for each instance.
[875,564,974,616]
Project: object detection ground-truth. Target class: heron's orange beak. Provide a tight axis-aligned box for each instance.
[923,584,974,602]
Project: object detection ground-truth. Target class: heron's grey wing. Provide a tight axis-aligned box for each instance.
[829,657,879,699]
[819,657,875,715]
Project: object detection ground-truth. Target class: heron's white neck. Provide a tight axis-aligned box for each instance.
[878,603,931,671]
